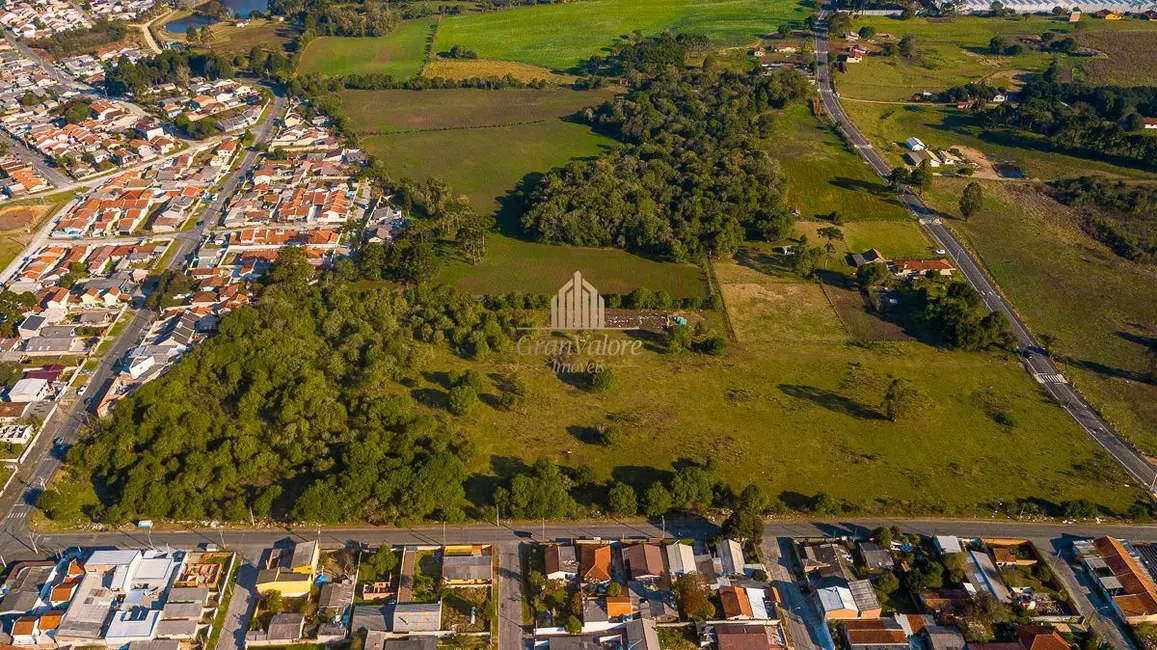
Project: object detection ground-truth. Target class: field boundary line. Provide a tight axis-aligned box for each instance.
[704,260,738,343]
[817,282,852,337]
[355,117,558,135]
[418,19,440,76]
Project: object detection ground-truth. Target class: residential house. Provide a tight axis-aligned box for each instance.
[1074,537,1157,624]
[849,249,886,267]
[718,539,745,576]
[255,542,318,598]
[842,618,908,649]
[579,544,612,584]
[545,545,578,582]
[1015,625,1070,650]
[714,624,785,650]
[891,258,954,278]
[905,136,927,151]
[666,543,696,578]
[442,546,491,586]
[624,543,664,581]
[922,625,966,650]
[392,602,441,633]
[856,542,894,571]
[817,579,881,620]
[624,618,660,650]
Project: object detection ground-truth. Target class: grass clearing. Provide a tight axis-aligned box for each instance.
[422,58,576,83]
[433,0,810,70]
[840,101,1157,180]
[297,19,434,77]
[334,88,615,133]
[360,119,613,211]
[765,104,908,222]
[437,253,1146,517]
[922,178,1157,456]
[167,18,297,55]
[0,190,77,270]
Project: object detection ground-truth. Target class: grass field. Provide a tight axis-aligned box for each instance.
[297,19,434,77]
[333,88,615,133]
[433,252,1146,516]
[361,119,614,211]
[765,104,909,222]
[840,101,1157,180]
[433,0,810,70]
[922,179,1157,457]
[839,16,1157,101]
[422,58,576,83]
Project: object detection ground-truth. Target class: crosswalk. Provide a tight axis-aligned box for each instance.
[1034,373,1067,384]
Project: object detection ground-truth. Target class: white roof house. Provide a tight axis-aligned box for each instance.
[665,543,696,577]
[934,535,963,555]
[6,378,49,403]
[718,539,745,576]
[746,587,770,619]
[905,136,927,151]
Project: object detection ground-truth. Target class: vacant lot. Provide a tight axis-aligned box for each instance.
[361,119,613,211]
[433,0,809,70]
[923,178,1157,457]
[297,19,434,77]
[334,88,614,133]
[423,58,576,83]
[167,18,297,55]
[1078,30,1157,86]
[0,191,76,271]
[841,102,1157,180]
[765,104,908,222]
[437,254,1146,517]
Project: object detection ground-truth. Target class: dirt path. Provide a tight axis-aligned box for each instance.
[134,10,173,54]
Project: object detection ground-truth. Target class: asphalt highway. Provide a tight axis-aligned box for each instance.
[811,13,1157,492]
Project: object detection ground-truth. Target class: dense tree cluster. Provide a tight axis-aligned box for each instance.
[61,248,534,525]
[916,278,1010,350]
[295,72,552,97]
[520,65,811,260]
[982,65,1157,170]
[0,291,36,338]
[272,0,398,37]
[104,51,235,96]
[577,32,710,77]
[1049,176,1157,263]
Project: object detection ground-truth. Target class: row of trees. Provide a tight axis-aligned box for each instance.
[521,58,811,260]
[918,278,1012,350]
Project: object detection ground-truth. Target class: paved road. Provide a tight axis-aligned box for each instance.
[216,560,260,650]
[811,11,1157,493]
[497,544,527,650]
[762,537,830,650]
[0,132,72,188]
[1038,542,1135,650]
[0,89,289,557]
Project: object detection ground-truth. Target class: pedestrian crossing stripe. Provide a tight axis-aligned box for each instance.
[1034,373,1066,384]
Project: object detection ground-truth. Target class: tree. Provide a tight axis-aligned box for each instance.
[608,482,638,515]
[910,160,934,194]
[989,35,1009,54]
[673,574,715,620]
[778,24,791,38]
[889,167,911,189]
[906,562,945,591]
[882,378,916,421]
[857,262,889,288]
[589,367,616,393]
[563,616,582,635]
[447,384,479,416]
[722,504,764,544]
[899,34,918,57]
[959,181,984,220]
[817,226,844,255]
[1126,112,1146,132]
[606,581,623,597]
[874,571,900,596]
[361,546,399,581]
[858,25,876,39]
[260,590,284,614]
[643,482,673,516]
[873,525,893,548]
[813,492,840,515]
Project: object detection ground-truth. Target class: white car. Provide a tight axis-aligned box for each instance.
[76,385,86,396]
[934,249,946,255]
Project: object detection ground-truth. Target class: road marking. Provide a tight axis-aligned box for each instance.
[1034,373,1066,384]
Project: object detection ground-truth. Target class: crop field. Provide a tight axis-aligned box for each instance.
[422,59,576,83]
[765,104,908,222]
[297,19,434,77]
[333,88,615,133]
[840,101,1157,180]
[1078,30,1157,86]
[432,0,810,70]
[839,16,1157,101]
[436,252,1146,516]
[923,179,1157,457]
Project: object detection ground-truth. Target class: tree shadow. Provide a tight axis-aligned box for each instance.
[777,490,813,513]
[623,328,667,353]
[611,465,674,490]
[829,176,898,201]
[1054,354,1150,384]
[567,424,602,445]
[421,370,451,389]
[409,387,447,410]
[490,455,529,480]
[1117,329,1157,350]
[778,384,886,420]
[735,246,794,277]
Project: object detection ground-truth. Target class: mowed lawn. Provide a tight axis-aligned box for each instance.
[435,255,1146,516]
[765,104,908,222]
[923,179,1157,456]
[297,19,434,77]
[333,88,615,133]
[433,0,809,70]
[840,101,1157,180]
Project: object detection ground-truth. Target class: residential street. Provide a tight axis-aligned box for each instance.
[761,537,831,650]
[811,7,1157,493]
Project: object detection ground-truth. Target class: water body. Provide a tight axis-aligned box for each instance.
[165,0,269,33]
